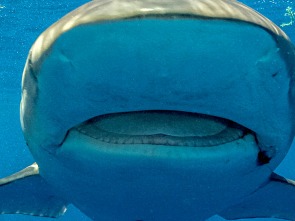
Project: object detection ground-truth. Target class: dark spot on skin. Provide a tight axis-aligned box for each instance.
[272,72,278,77]
[258,151,271,165]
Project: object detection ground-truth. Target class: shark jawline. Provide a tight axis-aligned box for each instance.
[72,110,248,147]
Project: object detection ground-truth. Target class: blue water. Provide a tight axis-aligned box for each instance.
[0,0,294,220]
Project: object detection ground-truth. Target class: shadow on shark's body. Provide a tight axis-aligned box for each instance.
[1,0,295,220]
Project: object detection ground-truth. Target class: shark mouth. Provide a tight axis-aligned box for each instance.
[73,110,248,147]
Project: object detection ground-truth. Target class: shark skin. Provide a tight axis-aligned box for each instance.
[1,0,295,220]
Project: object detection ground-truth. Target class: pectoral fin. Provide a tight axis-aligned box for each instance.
[219,172,295,220]
[0,163,68,218]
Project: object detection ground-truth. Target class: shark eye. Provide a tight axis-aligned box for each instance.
[74,110,249,147]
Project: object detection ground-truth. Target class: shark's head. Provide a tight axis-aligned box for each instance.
[20,0,295,177]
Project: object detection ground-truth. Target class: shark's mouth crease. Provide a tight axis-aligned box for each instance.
[74,110,247,147]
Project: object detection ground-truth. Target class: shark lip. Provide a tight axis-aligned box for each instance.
[72,110,248,147]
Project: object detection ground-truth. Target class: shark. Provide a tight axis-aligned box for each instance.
[1,0,295,220]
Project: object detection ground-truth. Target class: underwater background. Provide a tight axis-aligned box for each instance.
[0,0,294,220]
